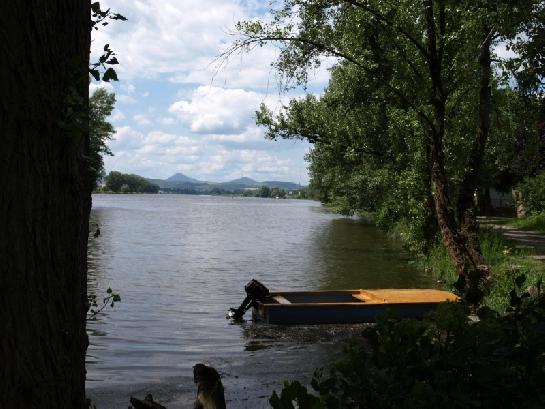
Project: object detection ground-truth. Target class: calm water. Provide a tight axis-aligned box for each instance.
[86,194,433,387]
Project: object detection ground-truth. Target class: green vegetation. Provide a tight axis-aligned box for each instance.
[241,186,288,198]
[89,88,116,187]
[509,213,545,233]
[270,290,545,409]
[104,171,159,193]
[516,171,545,216]
[420,229,545,311]
[232,0,545,292]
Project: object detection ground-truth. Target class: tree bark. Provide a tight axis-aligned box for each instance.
[0,1,91,408]
[456,28,493,266]
[423,0,480,279]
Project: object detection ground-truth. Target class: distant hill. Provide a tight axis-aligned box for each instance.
[227,177,258,186]
[145,173,303,193]
[166,172,202,183]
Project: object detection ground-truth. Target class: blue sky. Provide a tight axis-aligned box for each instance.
[90,0,333,183]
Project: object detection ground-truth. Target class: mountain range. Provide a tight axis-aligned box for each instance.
[147,173,303,193]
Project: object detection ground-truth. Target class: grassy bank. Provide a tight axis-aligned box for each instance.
[420,228,545,311]
[507,213,545,233]
[271,227,545,409]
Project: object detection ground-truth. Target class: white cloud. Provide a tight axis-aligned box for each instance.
[89,81,115,95]
[111,110,126,122]
[91,0,248,80]
[105,127,202,177]
[158,116,176,125]
[91,0,332,91]
[203,127,263,144]
[168,86,265,134]
[91,0,319,183]
[133,114,152,126]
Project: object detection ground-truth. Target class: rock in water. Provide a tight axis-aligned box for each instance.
[194,363,226,409]
[129,394,167,409]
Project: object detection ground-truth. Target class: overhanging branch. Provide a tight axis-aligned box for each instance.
[221,35,434,130]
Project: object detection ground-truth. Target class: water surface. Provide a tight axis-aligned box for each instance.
[87,194,432,387]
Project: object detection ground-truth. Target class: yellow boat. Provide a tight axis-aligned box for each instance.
[229,281,459,324]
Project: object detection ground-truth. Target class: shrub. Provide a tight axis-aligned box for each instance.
[517,171,545,215]
[270,278,545,409]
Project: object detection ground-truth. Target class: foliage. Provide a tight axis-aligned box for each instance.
[241,186,289,198]
[420,228,545,311]
[89,88,116,186]
[502,2,545,95]
[104,171,159,193]
[89,2,126,82]
[516,171,545,215]
[87,287,121,320]
[484,90,545,192]
[508,213,545,233]
[270,282,545,409]
[234,0,545,278]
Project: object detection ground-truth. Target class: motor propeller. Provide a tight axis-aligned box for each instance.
[227,279,269,321]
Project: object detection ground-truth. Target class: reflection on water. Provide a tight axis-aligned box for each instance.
[86,194,433,386]
[313,218,430,289]
[240,321,369,352]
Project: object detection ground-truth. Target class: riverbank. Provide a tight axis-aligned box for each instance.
[421,222,545,311]
[87,324,366,409]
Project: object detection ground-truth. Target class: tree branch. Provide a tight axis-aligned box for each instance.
[342,0,430,60]
[222,35,434,130]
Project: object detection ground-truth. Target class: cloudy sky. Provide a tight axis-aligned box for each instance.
[90,0,332,183]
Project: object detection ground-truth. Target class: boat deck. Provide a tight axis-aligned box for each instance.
[254,289,459,324]
[266,289,458,306]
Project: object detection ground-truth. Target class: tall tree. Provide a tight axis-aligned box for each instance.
[0,1,91,408]
[233,0,539,295]
[89,88,116,187]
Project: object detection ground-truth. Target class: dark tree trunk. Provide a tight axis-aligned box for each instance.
[423,0,482,279]
[480,188,494,216]
[456,28,493,266]
[0,1,91,408]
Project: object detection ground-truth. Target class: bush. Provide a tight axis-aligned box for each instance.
[517,171,545,215]
[509,213,545,233]
[270,279,545,409]
[419,229,544,311]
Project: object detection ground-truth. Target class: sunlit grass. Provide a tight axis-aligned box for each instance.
[420,228,545,312]
[507,213,545,233]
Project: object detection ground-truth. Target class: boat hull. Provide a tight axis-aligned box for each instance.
[252,289,459,325]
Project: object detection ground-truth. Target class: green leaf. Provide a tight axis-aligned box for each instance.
[113,13,128,21]
[103,43,110,51]
[102,68,118,82]
[89,69,100,81]
[106,287,113,294]
[106,57,119,65]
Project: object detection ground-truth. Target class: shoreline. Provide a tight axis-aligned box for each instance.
[87,324,366,409]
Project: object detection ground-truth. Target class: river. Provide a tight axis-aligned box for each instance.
[86,194,433,408]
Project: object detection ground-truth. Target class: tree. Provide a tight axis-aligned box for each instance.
[104,171,160,193]
[89,88,116,187]
[0,1,91,408]
[232,0,541,295]
[259,185,272,197]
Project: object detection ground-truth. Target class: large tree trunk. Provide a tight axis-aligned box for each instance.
[0,1,91,408]
[423,0,476,277]
[456,28,493,266]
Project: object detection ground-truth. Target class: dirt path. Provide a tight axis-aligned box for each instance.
[481,218,545,261]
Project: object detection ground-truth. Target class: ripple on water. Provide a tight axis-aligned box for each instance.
[87,194,433,386]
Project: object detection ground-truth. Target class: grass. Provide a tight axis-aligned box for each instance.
[420,228,545,312]
[507,213,545,233]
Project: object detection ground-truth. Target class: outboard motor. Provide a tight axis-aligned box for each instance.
[227,279,269,321]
